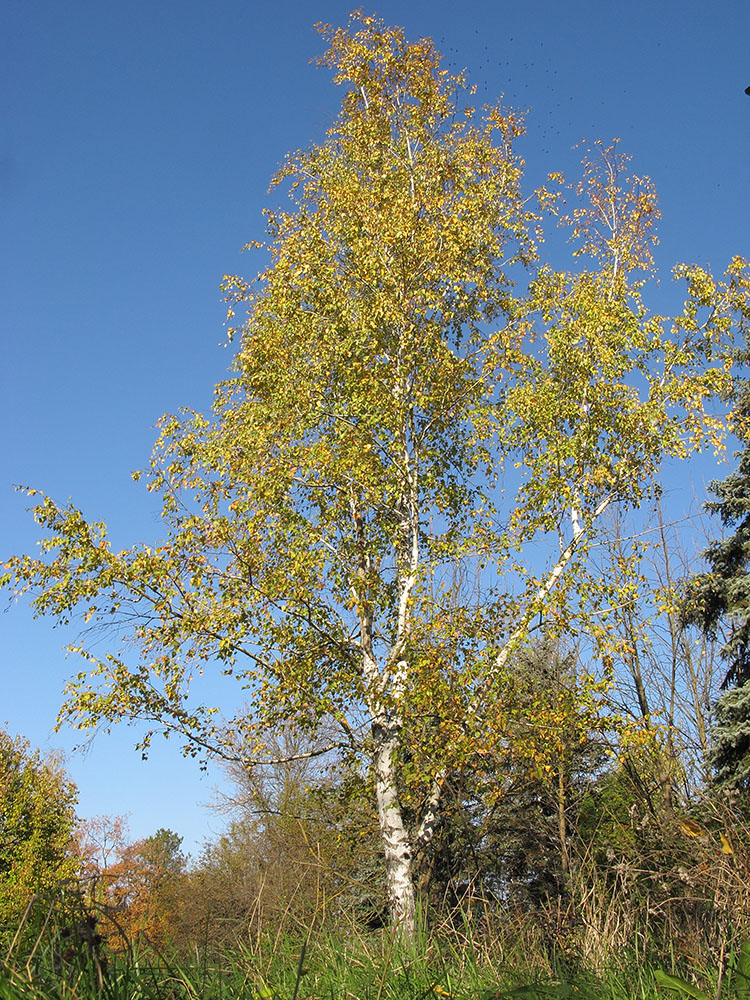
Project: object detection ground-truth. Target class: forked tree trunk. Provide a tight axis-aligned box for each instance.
[373,722,417,941]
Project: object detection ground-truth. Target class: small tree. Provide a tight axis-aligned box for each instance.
[77,819,187,952]
[0,729,79,930]
[4,14,749,939]
[419,640,610,913]
[104,829,186,951]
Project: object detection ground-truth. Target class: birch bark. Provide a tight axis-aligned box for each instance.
[372,722,417,935]
[354,482,420,939]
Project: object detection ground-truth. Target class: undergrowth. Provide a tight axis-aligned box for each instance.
[0,907,723,1000]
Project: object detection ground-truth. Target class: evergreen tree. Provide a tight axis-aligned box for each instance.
[684,344,750,688]
[709,681,750,791]
[684,343,750,788]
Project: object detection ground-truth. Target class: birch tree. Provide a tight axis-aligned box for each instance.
[4,14,749,940]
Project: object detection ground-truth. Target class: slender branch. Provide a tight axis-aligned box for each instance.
[495,491,615,673]
[235,740,353,769]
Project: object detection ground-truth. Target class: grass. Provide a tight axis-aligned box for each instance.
[1,887,734,1000]
[0,913,693,1000]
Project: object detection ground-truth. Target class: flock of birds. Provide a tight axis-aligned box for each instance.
[436,27,626,159]
[434,27,749,165]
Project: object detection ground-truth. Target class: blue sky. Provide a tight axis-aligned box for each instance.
[2,0,749,856]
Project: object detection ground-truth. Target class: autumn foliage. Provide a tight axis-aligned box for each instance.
[3,11,750,951]
[0,729,79,934]
[75,818,186,953]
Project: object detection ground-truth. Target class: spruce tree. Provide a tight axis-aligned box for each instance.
[709,682,750,791]
[684,344,750,789]
[685,345,750,688]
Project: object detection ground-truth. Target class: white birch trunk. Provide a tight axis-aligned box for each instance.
[373,722,417,940]
[351,394,423,941]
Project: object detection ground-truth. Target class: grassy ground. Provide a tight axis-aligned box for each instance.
[0,920,699,1000]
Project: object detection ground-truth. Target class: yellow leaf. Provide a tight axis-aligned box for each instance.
[678,817,707,838]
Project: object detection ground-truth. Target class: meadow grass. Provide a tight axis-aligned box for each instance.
[0,911,696,1000]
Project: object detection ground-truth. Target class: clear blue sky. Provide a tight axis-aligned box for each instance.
[2,0,749,856]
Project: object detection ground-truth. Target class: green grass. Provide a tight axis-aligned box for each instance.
[1,892,734,1000]
[0,920,687,1000]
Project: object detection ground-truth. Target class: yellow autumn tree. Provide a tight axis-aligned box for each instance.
[4,14,750,940]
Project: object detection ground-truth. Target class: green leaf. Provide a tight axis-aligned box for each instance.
[654,970,711,1000]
